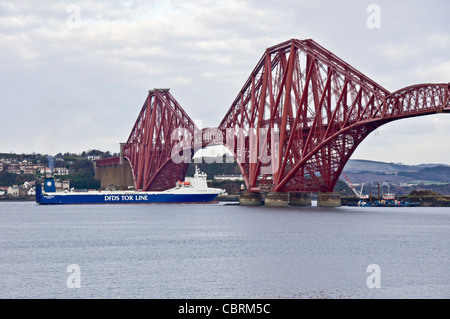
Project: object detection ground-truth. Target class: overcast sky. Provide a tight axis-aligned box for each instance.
[1,0,449,165]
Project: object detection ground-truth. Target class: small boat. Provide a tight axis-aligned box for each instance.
[347,199,420,207]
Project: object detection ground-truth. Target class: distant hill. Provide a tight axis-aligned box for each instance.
[189,157,450,184]
[343,159,449,173]
[184,157,450,195]
[187,157,241,179]
[341,159,450,195]
[398,166,450,183]
[343,159,450,184]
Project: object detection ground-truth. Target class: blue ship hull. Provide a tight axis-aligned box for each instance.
[35,181,220,205]
[36,192,219,205]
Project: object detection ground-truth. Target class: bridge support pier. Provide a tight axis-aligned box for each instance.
[289,193,312,206]
[264,192,289,207]
[317,192,341,207]
[239,191,263,206]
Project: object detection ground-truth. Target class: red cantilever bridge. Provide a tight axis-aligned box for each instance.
[97,39,450,204]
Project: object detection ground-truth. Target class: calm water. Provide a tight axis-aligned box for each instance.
[0,201,448,299]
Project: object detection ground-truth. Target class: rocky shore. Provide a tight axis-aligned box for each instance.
[341,196,450,207]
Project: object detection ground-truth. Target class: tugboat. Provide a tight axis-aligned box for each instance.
[36,166,224,205]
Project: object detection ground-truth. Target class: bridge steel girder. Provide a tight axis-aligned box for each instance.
[122,89,198,191]
[119,39,449,194]
[218,39,450,193]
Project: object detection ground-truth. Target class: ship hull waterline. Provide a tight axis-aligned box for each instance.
[36,191,220,205]
[36,166,223,205]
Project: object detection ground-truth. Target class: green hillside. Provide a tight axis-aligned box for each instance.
[398,166,450,183]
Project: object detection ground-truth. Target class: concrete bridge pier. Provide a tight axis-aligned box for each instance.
[317,192,341,207]
[289,193,312,206]
[239,191,263,206]
[264,192,289,207]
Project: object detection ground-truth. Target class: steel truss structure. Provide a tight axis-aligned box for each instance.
[218,39,450,193]
[115,39,449,193]
[122,89,198,191]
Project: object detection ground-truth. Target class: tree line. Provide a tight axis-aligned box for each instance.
[0,150,117,189]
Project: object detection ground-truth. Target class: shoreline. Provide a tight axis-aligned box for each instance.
[341,196,450,207]
[2,195,450,207]
[0,196,35,202]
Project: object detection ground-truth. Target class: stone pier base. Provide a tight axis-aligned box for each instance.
[317,192,341,207]
[239,191,263,206]
[94,160,134,190]
[264,192,289,207]
[289,193,312,206]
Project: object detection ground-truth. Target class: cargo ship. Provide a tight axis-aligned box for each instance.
[36,166,224,205]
